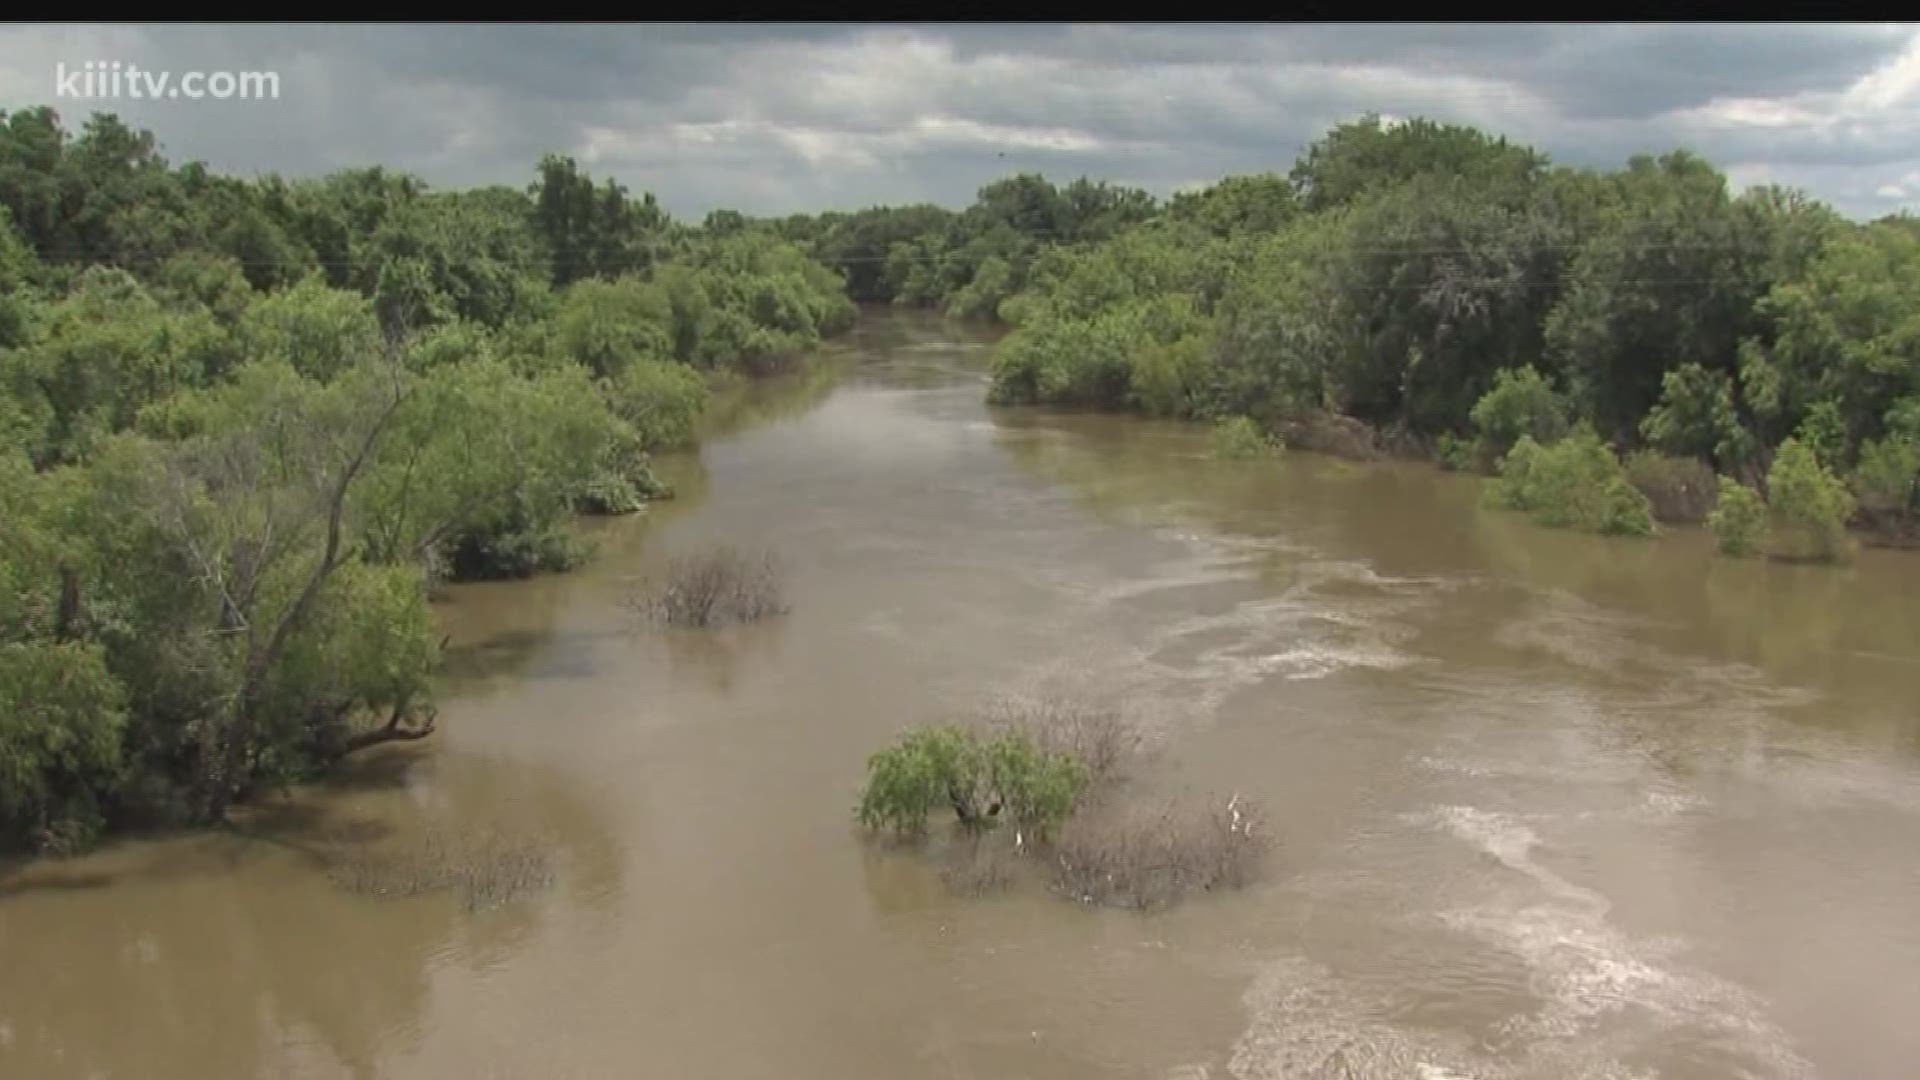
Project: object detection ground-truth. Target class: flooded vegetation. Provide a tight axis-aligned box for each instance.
[623,544,790,629]
[3,69,1920,1080]
[6,310,1919,1078]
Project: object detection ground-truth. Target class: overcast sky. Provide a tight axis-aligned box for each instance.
[3,23,1918,220]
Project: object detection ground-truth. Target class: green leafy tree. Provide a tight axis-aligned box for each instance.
[0,204,43,347]
[1764,436,1854,562]
[9,267,238,463]
[1168,173,1297,237]
[1545,152,1777,442]
[1212,416,1270,459]
[1792,399,1849,471]
[1291,115,1546,213]
[811,203,955,301]
[1851,396,1920,526]
[857,725,1086,839]
[1740,216,1920,453]
[1471,365,1570,456]
[1490,425,1656,536]
[150,250,256,324]
[1708,476,1767,556]
[551,275,675,379]
[240,274,382,382]
[1640,362,1754,469]
[606,359,708,452]
[530,154,670,286]
[0,640,128,851]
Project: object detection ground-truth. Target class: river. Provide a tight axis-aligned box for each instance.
[4,309,1918,1079]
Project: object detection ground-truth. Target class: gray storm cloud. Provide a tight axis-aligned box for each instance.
[1,22,1915,219]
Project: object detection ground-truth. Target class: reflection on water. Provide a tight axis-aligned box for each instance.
[0,748,623,1080]
[4,309,1919,1080]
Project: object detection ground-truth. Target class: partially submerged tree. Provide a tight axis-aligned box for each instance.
[1489,425,1656,537]
[1050,792,1268,911]
[624,545,790,629]
[856,725,1086,839]
[1708,476,1767,557]
[854,708,1267,911]
[1764,437,1855,563]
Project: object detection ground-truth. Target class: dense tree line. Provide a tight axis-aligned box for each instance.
[8,104,1918,855]
[775,173,1157,318]
[782,115,1915,556]
[0,107,853,852]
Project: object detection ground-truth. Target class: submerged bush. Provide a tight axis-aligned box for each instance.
[1435,432,1482,473]
[1211,415,1271,459]
[855,724,1086,839]
[625,545,789,628]
[1624,450,1717,525]
[1130,335,1210,419]
[1708,477,1767,557]
[446,514,580,581]
[939,836,1018,898]
[855,706,1264,911]
[1489,426,1655,537]
[984,698,1145,791]
[327,827,556,911]
[1050,792,1269,910]
[1765,437,1854,563]
[1277,410,1381,461]
[1852,433,1920,526]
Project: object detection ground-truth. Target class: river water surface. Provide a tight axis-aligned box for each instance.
[4,310,1919,1080]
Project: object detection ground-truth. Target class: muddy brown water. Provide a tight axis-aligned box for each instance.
[4,310,1919,1080]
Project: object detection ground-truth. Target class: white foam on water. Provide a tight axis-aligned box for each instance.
[1406,674,1712,824]
[974,531,1448,742]
[1423,806,1814,1080]
[1228,804,1813,1079]
[1492,591,1655,677]
[1213,546,1860,1080]
[1262,642,1424,681]
[1227,956,1498,1080]
[1484,589,1920,818]
[1420,805,1606,910]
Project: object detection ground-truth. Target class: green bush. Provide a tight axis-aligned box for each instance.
[1766,436,1854,563]
[856,725,1086,840]
[446,512,580,581]
[1489,425,1655,536]
[1793,401,1849,472]
[1624,450,1718,524]
[1469,365,1568,456]
[1640,362,1751,466]
[1708,476,1767,556]
[607,359,708,452]
[552,275,675,379]
[1211,416,1270,459]
[1130,334,1209,419]
[1852,434,1919,517]
[945,255,1016,321]
[987,310,1134,408]
[1436,432,1475,472]
[240,275,382,382]
[0,641,128,853]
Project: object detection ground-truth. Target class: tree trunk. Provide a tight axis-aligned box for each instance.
[337,702,438,757]
[54,566,81,643]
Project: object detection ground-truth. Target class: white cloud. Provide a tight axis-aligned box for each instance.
[3,24,1918,218]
